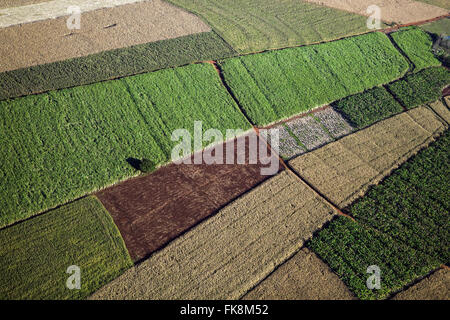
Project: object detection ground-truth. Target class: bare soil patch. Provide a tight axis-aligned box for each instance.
[96,133,282,262]
[303,0,448,24]
[0,0,211,72]
[242,248,355,300]
[392,268,449,300]
[0,0,49,10]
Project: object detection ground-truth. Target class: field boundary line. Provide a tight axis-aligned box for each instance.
[386,33,416,73]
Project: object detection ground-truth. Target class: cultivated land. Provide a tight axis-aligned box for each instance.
[416,0,450,10]
[303,0,448,24]
[96,133,281,262]
[0,63,251,228]
[89,171,335,300]
[219,32,409,126]
[289,107,447,207]
[429,99,450,123]
[392,269,450,300]
[309,130,449,299]
[0,0,49,10]
[390,27,441,72]
[242,248,355,300]
[0,31,236,101]
[0,0,148,27]
[420,17,450,36]
[167,0,371,54]
[0,196,132,300]
[0,0,211,73]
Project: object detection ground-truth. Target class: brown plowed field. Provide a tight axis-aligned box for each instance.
[96,133,282,262]
[392,268,449,300]
[0,0,211,72]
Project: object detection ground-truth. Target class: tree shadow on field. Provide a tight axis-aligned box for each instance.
[126,157,142,170]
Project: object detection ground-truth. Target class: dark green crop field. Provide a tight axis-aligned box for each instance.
[390,27,441,72]
[0,63,251,228]
[219,32,409,126]
[167,0,372,54]
[0,196,132,300]
[308,130,450,300]
[388,67,450,109]
[0,31,237,101]
[331,86,404,129]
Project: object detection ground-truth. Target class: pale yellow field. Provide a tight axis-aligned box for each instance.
[89,171,335,300]
[303,0,448,24]
[392,268,449,300]
[431,98,450,123]
[289,106,447,208]
[242,248,355,300]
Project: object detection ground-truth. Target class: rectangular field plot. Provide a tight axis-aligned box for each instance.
[96,133,282,262]
[289,107,447,207]
[219,32,409,126]
[390,27,441,72]
[392,269,450,300]
[89,171,335,300]
[308,217,441,300]
[0,196,132,300]
[167,0,370,54]
[0,63,251,228]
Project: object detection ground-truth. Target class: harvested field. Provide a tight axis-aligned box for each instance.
[0,0,148,27]
[260,125,307,159]
[429,99,450,123]
[0,0,49,10]
[303,0,448,24]
[96,132,282,262]
[0,0,211,72]
[331,86,404,129]
[0,63,251,228]
[348,130,450,262]
[392,269,450,300]
[313,107,354,139]
[388,67,450,109]
[242,248,355,300]
[0,31,236,101]
[167,0,371,54]
[286,116,333,151]
[308,217,441,300]
[0,196,132,300]
[220,32,409,126]
[390,27,441,72]
[289,107,447,207]
[89,171,335,300]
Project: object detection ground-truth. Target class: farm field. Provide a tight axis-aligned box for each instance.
[167,0,372,54]
[390,27,441,72]
[0,0,211,73]
[303,0,448,24]
[0,0,49,10]
[89,171,335,299]
[0,63,251,228]
[420,16,450,36]
[289,106,446,207]
[309,130,450,299]
[0,196,133,300]
[388,67,450,109]
[429,99,450,123]
[96,133,281,262]
[0,31,236,101]
[415,0,450,10]
[392,269,450,300]
[219,32,409,126]
[242,248,355,300]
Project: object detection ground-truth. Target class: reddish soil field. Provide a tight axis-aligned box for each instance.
[443,86,450,96]
[96,133,282,262]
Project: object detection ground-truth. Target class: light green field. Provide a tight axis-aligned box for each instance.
[167,0,373,54]
[415,0,450,10]
[0,63,251,228]
[0,196,132,300]
[219,32,409,125]
[420,17,450,37]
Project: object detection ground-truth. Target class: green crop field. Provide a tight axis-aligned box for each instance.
[167,0,373,54]
[390,27,441,72]
[0,63,251,228]
[388,67,450,109]
[308,130,450,299]
[420,17,450,37]
[0,31,237,101]
[308,217,440,300]
[331,86,404,129]
[219,32,409,126]
[0,196,132,300]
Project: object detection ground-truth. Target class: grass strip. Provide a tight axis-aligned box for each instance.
[219,32,409,126]
[0,196,133,300]
[388,67,450,109]
[390,27,441,72]
[331,86,404,129]
[0,31,237,101]
[0,63,251,228]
